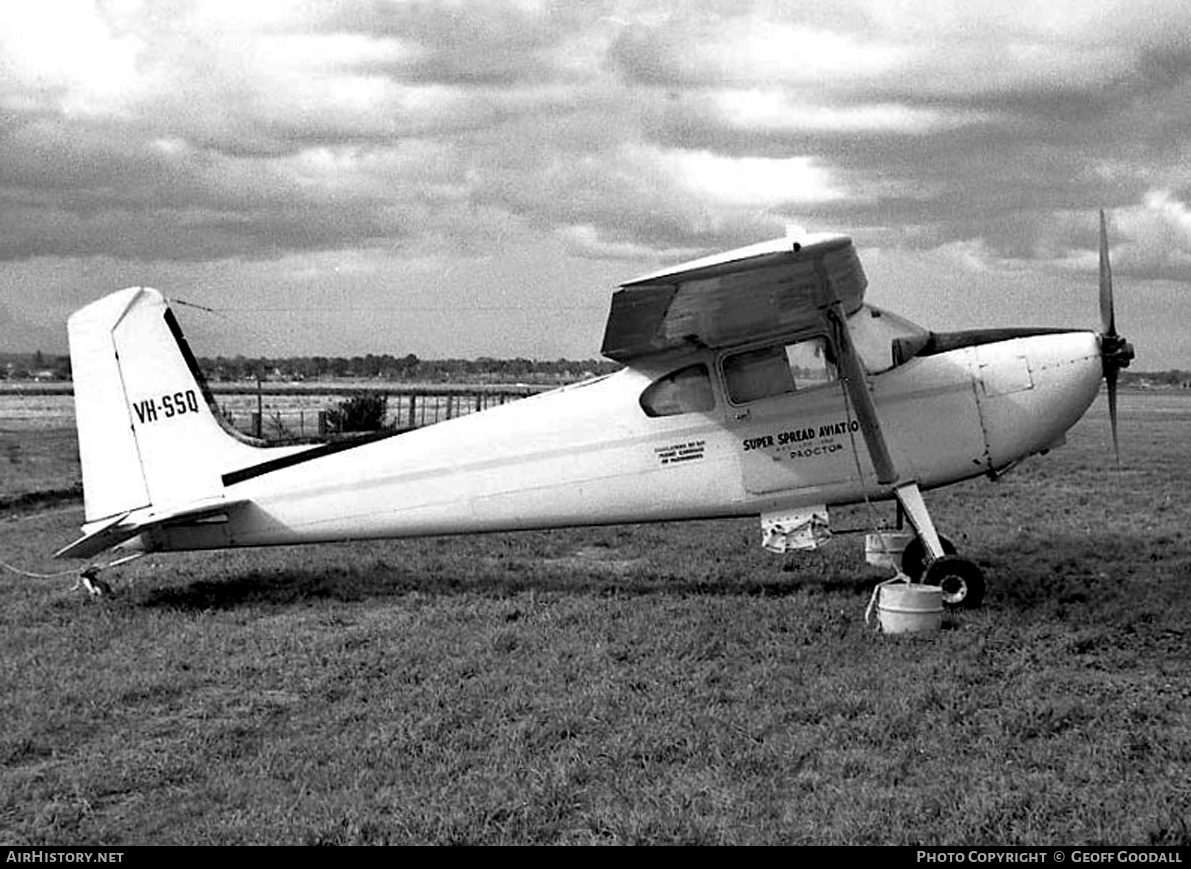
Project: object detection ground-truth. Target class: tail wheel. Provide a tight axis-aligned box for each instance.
[900,535,956,581]
[922,555,985,609]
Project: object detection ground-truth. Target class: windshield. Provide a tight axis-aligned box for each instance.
[846,305,930,372]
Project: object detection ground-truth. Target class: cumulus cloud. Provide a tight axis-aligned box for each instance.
[2,0,1191,361]
[1107,190,1191,280]
[654,148,845,207]
[556,223,690,262]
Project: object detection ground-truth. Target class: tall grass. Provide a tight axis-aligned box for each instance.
[1,393,1188,844]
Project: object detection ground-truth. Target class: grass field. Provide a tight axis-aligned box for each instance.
[1,392,1188,845]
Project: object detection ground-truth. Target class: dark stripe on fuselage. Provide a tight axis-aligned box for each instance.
[221,429,404,487]
[896,327,1080,364]
[164,304,407,487]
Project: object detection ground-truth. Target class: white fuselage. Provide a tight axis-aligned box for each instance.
[144,331,1104,552]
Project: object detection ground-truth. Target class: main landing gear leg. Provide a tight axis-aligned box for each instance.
[894,482,945,561]
[893,482,986,609]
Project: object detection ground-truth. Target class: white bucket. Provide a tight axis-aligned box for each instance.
[865,531,915,569]
[877,582,943,634]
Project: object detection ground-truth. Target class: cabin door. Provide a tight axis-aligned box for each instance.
[720,336,866,495]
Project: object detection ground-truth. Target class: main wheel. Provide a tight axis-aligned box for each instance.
[922,555,985,609]
[900,535,956,581]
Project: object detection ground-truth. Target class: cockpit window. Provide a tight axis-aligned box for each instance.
[846,305,930,372]
[723,336,837,404]
[640,364,715,417]
[723,346,794,403]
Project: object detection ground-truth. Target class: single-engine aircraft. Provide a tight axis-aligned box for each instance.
[56,212,1133,607]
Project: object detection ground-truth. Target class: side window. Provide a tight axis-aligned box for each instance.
[723,337,837,404]
[723,345,794,403]
[640,364,715,417]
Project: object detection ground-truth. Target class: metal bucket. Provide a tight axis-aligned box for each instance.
[877,582,943,634]
[865,531,915,569]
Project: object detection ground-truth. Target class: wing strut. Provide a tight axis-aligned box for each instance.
[814,257,949,561]
[823,305,897,485]
[814,257,896,485]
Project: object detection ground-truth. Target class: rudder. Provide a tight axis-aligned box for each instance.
[68,287,257,523]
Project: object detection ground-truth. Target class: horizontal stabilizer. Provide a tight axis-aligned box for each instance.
[54,512,137,560]
[55,499,249,560]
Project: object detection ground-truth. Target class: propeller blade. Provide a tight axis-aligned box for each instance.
[1099,209,1116,337]
[1097,209,1133,468]
[1106,363,1121,469]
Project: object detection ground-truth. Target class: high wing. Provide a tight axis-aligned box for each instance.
[601,233,866,362]
[599,230,946,557]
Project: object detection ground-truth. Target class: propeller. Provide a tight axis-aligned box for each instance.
[1098,209,1135,466]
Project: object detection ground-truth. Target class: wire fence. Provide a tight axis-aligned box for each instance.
[219,388,540,440]
[0,384,548,440]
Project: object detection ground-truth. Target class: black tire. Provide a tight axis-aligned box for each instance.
[900,534,956,581]
[922,555,985,609]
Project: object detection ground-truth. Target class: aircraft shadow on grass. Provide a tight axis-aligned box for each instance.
[133,552,878,612]
[129,529,1160,614]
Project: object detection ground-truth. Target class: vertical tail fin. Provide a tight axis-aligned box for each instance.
[68,287,257,523]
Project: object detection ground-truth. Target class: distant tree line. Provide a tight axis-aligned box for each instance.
[0,351,622,385]
[4,347,624,383]
[1,351,71,381]
[1128,369,1191,388]
[196,353,621,384]
[3,349,1189,389]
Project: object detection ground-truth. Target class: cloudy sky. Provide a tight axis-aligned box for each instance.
[2,0,1190,367]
